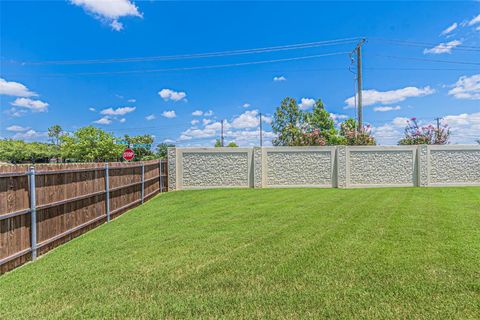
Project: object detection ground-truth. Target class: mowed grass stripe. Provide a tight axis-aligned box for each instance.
[1,188,479,319]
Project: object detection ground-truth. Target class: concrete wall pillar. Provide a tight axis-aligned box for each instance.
[336,146,347,188]
[253,147,263,188]
[418,145,429,187]
[167,147,177,191]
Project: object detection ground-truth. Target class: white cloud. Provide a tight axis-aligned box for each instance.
[192,110,203,116]
[145,114,156,121]
[4,108,27,118]
[100,106,136,115]
[373,105,402,112]
[6,125,30,132]
[231,110,260,129]
[443,112,480,143]
[11,98,49,112]
[191,119,199,125]
[180,127,216,140]
[448,74,480,100]
[225,129,276,146]
[162,110,176,118]
[467,14,480,26]
[441,22,458,35]
[242,103,251,108]
[158,88,187,102]
[178,114,276,146]
[12,129,48,141]
[179,120,229,141]
[70,0,142,31]
[119,118,126,123]
[392,117,410,127]
[298,98,316,110]
[345,86,435,107]
[372,117,410,145]
[110,20,123,31]
[423,40,462,54]
[204,110,214,116]
[127,98,136,103]
[273,76,287,82]
[330,113,349,123]
[230,110,272,129]
[0,78,37,97]
[94,116,112,125]
[89,107,96,112]
[163,139,175,144]
[262,115,272,124]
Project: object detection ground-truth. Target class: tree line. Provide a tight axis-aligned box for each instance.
[0,125,174,164]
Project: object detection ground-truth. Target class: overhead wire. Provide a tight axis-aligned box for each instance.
[20,37,362,66]
[374,54,480,65]
[5,51,352,77]
[369,37,480,50]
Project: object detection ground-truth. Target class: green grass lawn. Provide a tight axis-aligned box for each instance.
[1,188,480,319]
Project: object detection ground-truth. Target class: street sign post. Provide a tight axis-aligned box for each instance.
[122,148,135,161]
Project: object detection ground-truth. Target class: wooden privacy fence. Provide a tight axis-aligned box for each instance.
[0,160,168,274]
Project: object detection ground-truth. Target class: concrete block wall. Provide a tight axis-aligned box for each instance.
[168,146,480,190]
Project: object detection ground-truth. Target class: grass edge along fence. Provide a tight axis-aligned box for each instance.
[0,160,168,274]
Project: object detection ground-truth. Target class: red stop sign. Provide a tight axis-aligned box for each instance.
[123,148,135,161]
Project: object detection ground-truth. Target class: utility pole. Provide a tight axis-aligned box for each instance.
[221,119,224,147]
[434,117,442,144]
[356,38,366,133]
[434,117,442,132]
[259,112,263,147]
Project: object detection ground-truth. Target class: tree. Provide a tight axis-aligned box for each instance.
[398,117,450,145]
[60,126,123,162]
[271,97,304,146]
[123,134,154,161]
[304,99,345,145]
[272,97,346,146]
[340,118,376,145]
[214,139,238,147]
[48,125,63,146]
[0,140,28,163]
[156,143,175,159]
[0,139,57,163]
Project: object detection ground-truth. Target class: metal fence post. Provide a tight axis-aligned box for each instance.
[141,163,145,203]
[28,166,37,260]
[105,163,110,222]
[159,160,163,193]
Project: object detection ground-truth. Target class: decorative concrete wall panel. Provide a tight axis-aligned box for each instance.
[429,148,480,185]
[348,148,416,186]
[265,149,333,187]
[181,151,250,188]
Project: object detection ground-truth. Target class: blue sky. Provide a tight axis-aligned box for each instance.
[1,0,479,146]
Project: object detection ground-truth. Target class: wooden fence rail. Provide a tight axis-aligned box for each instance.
[0,160,168,274]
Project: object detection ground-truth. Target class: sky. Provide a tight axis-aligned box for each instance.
[1,0,479,147]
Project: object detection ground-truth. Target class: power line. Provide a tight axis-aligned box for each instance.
[369,38,480,50]
[20,37,361,66]
[375,54,480,65]
[6,51,352,77]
